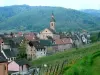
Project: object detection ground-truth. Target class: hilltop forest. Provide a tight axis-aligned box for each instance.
[0,5,100,32]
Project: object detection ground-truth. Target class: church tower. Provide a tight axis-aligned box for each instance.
[50,12,56,30]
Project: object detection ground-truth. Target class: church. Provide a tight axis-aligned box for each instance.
[39,13,60,40]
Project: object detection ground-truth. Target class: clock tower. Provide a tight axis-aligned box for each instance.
[50,12,56,30]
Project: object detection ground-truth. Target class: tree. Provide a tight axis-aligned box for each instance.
[10,32,14,38]
[90,33,98,43]
[17,41,27,59]
[98,32,100,41]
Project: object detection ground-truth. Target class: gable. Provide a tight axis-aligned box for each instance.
[41,28,53,34]
[8,61,19,71]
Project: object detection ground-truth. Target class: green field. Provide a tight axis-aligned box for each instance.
[63,51,100,75]
[31,42,100,75]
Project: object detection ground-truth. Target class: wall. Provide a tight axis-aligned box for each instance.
[54,44,72,51]
[36,49,47,58]
[0,62,8,75]
[40,28,53,39]
[26,45,36,59]
[8,61,19,72]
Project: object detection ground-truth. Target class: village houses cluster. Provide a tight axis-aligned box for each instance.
[0,13,90,75]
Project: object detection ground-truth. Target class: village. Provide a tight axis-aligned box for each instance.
[0,13,91,75]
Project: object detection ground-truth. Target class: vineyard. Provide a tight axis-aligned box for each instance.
[32,42,100,75]
[63,51,100,75]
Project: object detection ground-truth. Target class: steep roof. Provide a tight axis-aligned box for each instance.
[35,45,45,49]
[11,48,19,56]
[47,28,57,34]
[15,59,29,66]
[54,38,73,45]
[28,41,45,49]
[54,39,63,45]
[61,38,73,44]
[50,17,56,22]
[39,40,54,46]
[24,32,37,41]
[12,37,24,44]
[50,12,56,22]
[0,52,7,63]
[3,49,17,58]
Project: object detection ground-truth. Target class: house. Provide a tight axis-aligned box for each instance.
[35,44,46,58]
[0,42,17,62]
[2,49,17,62]
[81,35,88,44]
[0,52,8,75]
[53,38,73,51]
[11,37,24,46]
[71,31,91,48]
[39,40,55,55]
[24,32,38,41]
[8,59,29,75]
[80,32,91,44]
[39,13,59,40]
[26,41,47,59]
[26,41,37,60]
[71,32,83,48]
[14,32,23,37]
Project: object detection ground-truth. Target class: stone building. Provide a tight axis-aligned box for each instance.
[39,13,59,40]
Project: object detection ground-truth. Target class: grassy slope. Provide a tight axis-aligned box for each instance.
[32,42,100,66]
[63,51,100,75]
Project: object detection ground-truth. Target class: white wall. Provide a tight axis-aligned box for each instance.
[36,49,47,58]
[40,28,54,39]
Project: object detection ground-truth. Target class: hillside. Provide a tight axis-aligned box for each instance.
[32,42,100,65]
[31,42,100,75]
[63,51,100,75]
[0,5,100,32]
[81,9,100,17]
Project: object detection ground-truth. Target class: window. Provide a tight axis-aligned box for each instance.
[5,66,6,70]
[11,58,13,60]
[41,49,42,51]
[51,23,53,26]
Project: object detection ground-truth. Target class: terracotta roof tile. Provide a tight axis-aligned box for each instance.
[54,38,73,45]
[61,38,73,44]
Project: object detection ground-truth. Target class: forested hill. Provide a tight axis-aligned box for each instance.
[0,5,100,32]
[81,9,100,17]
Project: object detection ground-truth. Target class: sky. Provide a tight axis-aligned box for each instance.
[0,0,100,10]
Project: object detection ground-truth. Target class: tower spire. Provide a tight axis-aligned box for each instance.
[50,12,56,30]
[50,12,56,22]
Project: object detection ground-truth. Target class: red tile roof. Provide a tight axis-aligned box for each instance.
[25,35,34,41]
[18,32,23,36]
[54,38,73,45]
[61,38,73,44]
[25,33,37,41]
[54,39,63,45]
